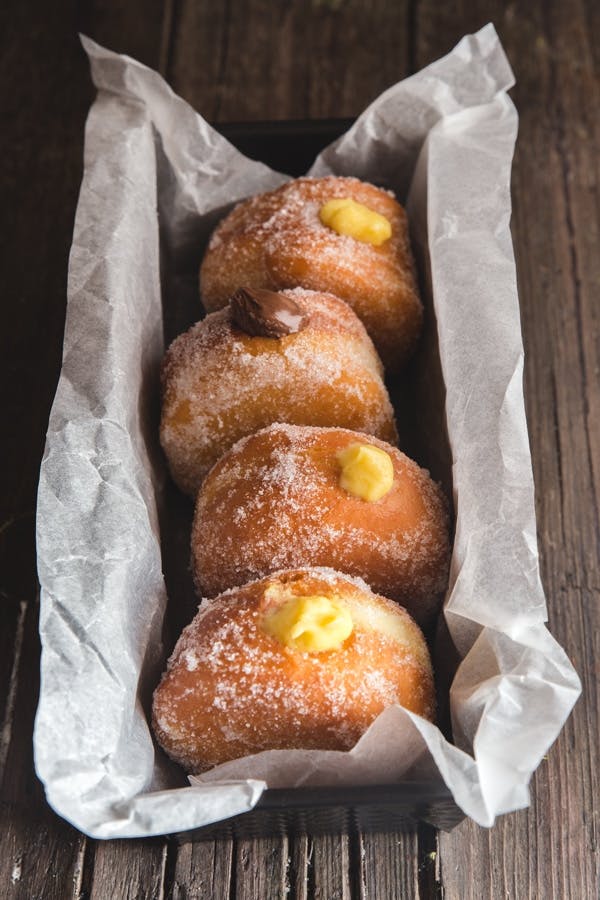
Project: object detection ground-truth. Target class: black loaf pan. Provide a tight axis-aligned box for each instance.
[163,118,465,840]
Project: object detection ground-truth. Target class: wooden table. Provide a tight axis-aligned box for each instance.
[1,1,598,897]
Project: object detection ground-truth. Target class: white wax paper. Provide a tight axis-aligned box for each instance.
[35,24,580,837]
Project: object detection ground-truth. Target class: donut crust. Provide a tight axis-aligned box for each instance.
[200,177,423,370]
[152,568,435,772]
[191,424,450,625]
[160,289,398,496]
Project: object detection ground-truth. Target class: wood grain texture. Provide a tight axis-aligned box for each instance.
[0,0,89,619]
[78,0,169,69]
[0,3,170,900]
[89,840,168,900]
[0,804,85,900]
[309,833,353,900]
[1,0,598,898]
[0,596,26,779]
[164,838,233,900]
[359,831,422,899]
[234,836,289,899]
[167,0,412,121]
[288,834,310,900]
[0,0,94,839]
[415,1,600,898]
[0,596,86,900]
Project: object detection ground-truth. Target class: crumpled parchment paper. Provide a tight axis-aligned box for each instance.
[35,23,580,838]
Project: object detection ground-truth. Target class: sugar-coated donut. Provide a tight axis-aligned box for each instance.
[191,424,450,626]
[200,176,422,370]
[152,567,435,772]
[160,287,397,497]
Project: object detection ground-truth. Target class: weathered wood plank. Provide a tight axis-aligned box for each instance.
[163,838,233,900]
[309,833,352,900]
[89,840,168,900]
[0,11,89,883]
[0,596,87,900]
[414,1,600,897]
[0,802,86,900]
[288,834,310,900]
[168,0,413,122]
[0,3,171,900]
[0,596,27,778]
[359,831,422,899]
[234,836,290,899]
[78,0,168,69]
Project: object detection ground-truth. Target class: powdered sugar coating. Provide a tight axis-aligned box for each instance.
[200,176,423,371]
[160,288,397,496]
[192,424,450,626]
[152,568,434,772]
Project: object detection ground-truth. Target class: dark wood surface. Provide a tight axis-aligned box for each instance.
[1,1,598,897]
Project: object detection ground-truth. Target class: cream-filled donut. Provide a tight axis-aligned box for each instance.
[200,176,422,370]
[191,424,450,626]
[152,568,435,772]
[160,288,398,496]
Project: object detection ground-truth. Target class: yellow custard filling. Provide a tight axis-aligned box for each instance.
[337,442,394,501]
[262,594,353,652]
[319,198,392,245]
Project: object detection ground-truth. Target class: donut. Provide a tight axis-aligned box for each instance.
[199,176,422,370]
[160,287,398,497]
[152,567,435,772]
[191,424,450,626]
